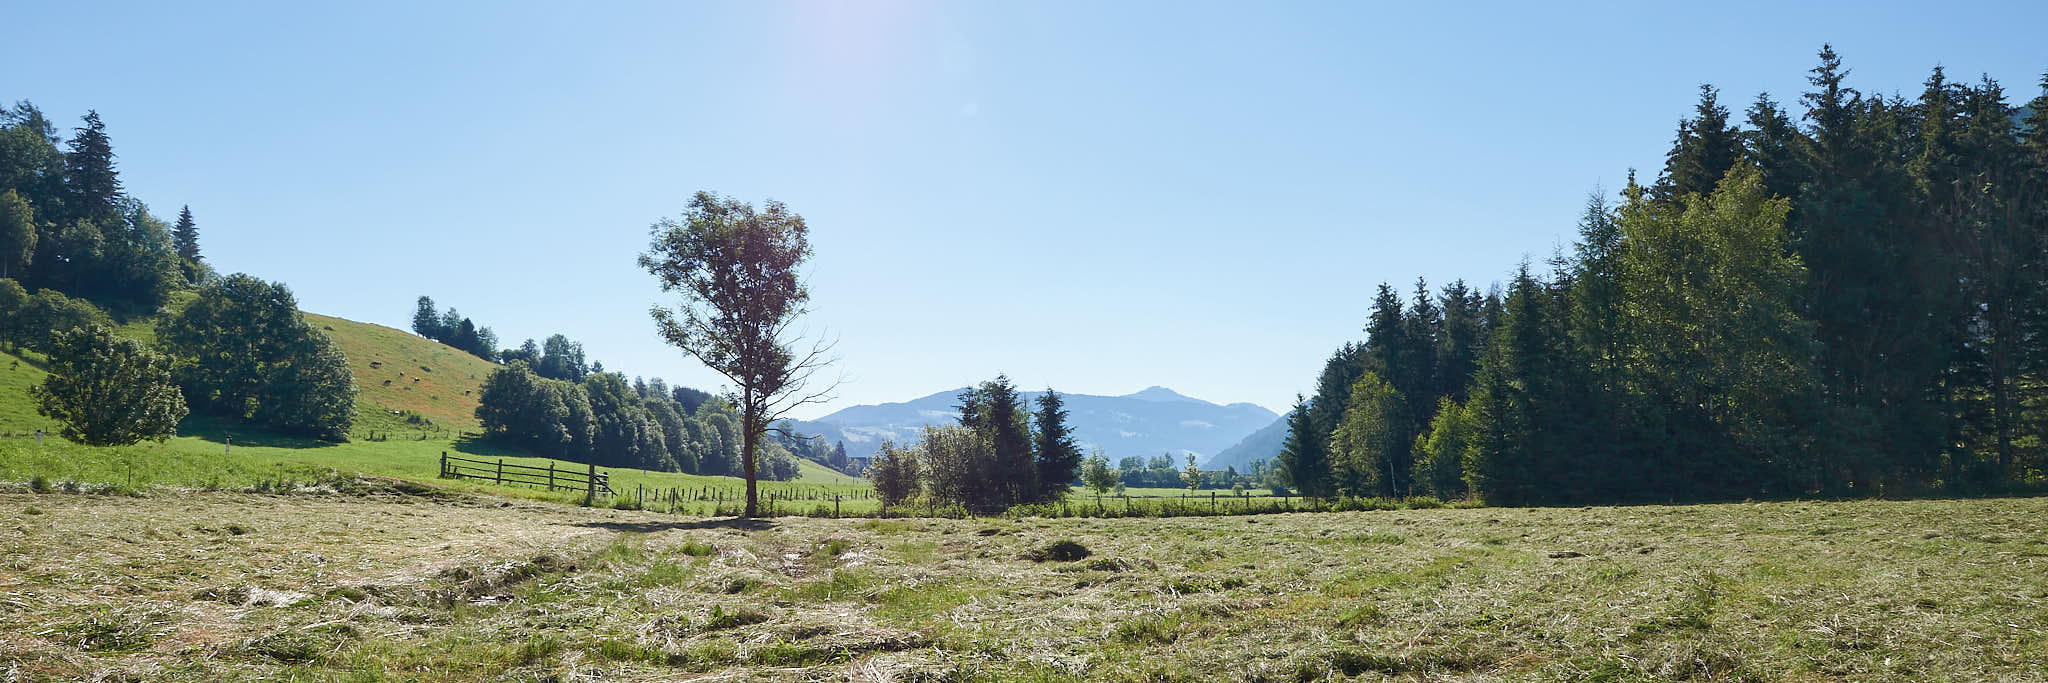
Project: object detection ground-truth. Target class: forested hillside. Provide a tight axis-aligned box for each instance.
[1279,48,2048,505]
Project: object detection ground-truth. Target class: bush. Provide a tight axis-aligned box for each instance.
[31,324,187,446]
[158,274,356,440]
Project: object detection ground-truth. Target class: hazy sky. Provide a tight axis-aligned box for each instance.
[6,1,2044,419]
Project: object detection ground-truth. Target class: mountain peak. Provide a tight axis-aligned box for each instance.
[1124,386,1198,403]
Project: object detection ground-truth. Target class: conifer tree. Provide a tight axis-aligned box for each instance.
[1436,280,1485,404]
[1031,389,1083,503]
[1655,84,1742,203]
[1306,343,1365,462]
[1278,396,1334,498]
[959,375,1036,507]
[63,111,120,222]
[171,205,200,262]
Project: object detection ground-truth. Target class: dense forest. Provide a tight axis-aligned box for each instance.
[1282,47,2048,505]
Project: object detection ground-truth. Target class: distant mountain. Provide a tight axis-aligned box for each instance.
[788,386,1277,466]
[1205,413,1288,472]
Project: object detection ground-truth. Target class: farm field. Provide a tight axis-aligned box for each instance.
[2,487,2043,681]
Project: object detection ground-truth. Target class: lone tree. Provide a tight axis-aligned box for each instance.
[1081,451,1117,497]
[32,324,187,446]
[640,191,834,517]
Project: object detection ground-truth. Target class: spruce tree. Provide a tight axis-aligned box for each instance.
[1306,343,1365,463]
[172,205,200,262]
[1654,84,1743,203]
[1278,396,1334,498]
[960,375,1036,508]
[1032,389,1083,503]
[1436,280,1485,404]
[63,110,120,222]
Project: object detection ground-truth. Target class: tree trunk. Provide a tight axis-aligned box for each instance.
[1990,301,2013,479]
[741,388,760,518]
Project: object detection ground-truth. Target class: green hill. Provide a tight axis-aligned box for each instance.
[306,313,498,438]
[0,308,866,507]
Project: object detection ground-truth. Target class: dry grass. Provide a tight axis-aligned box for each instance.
[2,487,2045,681]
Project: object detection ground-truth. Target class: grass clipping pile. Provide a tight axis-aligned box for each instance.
[2,487,2047,680]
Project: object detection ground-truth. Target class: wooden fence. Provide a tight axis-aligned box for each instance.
[439,452,614,501]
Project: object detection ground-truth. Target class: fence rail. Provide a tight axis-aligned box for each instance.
[438,452,613,499]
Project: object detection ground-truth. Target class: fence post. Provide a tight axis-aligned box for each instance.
[835,494,841,518]
[495,459,504,485]
[584,463,596,506]
[1211,491,1217,511]
[439,452,447,477]
[547,462,555,491]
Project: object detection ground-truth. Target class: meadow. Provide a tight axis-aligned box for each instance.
[1,314,872,515]
[2,484,2043,681]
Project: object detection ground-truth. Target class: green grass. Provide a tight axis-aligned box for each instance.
[0,350,57,436]
[1,310,871,512]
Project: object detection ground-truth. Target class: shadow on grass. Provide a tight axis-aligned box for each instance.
[3,349,50,372]
[573,518,778,533]
[450,435,531,458]
[178,415,338,449]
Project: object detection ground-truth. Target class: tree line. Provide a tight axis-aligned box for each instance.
[474,360,806,481]
[867,375,1085,513]
[1282,47,2048,505]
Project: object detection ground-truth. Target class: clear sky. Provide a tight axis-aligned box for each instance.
[6,1,2045,419]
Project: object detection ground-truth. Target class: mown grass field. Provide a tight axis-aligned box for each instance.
[2,486,2043,681]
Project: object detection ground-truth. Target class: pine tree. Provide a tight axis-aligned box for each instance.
[1655,84,1743,203]
[171,205,200,262]
[1436,280,1485,404]
[959,375,1036,508]
[1794,45,1949,492]
[1306,343,1365,464]
[63,110,121,222]
[1278,396,1334,498]
[1741,93,1806,201]
[1465,266,1548,505]
[1031,389,1083,503]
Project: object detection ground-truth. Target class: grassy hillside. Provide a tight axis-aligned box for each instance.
[0,352,56,436]
[305,313,498,437]
[0,308,866,507]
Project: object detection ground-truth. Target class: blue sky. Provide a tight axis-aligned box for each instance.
[6,1,2045,418]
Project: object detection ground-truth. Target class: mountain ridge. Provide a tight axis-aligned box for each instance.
[792,385,1277,465]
